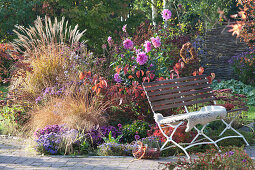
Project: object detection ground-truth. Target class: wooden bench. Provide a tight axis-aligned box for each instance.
[142,75,249,159]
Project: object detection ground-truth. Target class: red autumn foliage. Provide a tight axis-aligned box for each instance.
[148,123,197,143]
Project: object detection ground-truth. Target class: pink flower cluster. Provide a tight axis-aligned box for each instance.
[144,41,151,53]
[162,9,172,21]
[107,36,113,46]
[123,38,134,50]
[151,36,161,48]
[122,24,127,32]
[136,52,148,65]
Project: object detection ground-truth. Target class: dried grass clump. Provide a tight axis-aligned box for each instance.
[24,91,108,136]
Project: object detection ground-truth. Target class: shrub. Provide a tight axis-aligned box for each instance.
[0,105,28,135]
[211,79,255,106]
[0,0,41,41]
[159,146,255,170]
[97,143,134,156]
[229,48,255,86]
[122,121,151,143]
[0,43,17,84]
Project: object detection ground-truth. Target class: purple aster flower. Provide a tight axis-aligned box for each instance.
[136,52,148,65]
[151,36,161,48]
[162,9,172,21]
[114,73,122,83]
[135,135,140,140]
[123,39,134,50]
[242,159,247,162]
[144,41,152,53]
[228,151,234,155]
[35,96,42,104]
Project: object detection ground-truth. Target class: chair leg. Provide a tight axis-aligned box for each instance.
[219,119,249,146]
[159,121,191,159]
[192,124,221,152]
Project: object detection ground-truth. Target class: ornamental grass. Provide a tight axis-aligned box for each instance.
[24,88,109,136]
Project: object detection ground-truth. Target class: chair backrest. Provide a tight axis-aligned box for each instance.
[142,75,215,113]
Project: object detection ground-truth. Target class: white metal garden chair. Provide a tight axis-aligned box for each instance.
[142,75,249,159]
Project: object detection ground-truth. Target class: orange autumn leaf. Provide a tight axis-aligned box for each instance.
[146,71,150,77]
[211,73,216,80]
[96,88,101,94]
[124,65,129,75]
[87,71,91,77]
[158,77,164,81]
[128,75,134,79]
[79,72,85,80]
[175,63,181,70]
[238,11,247,20]
[207,76,212,84]
[116,65,121,74]
[150,73,155,80]
[136,71,140,78]
[142,77,148,83]
[199,67,204,75]
[140,70,144,76]
[103,80,108,87]
[92,85,98,92]
[135,91,139,98]
[193,71,197,76]
[228,23,243,37]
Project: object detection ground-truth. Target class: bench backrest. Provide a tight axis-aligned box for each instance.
[142,75,216,113]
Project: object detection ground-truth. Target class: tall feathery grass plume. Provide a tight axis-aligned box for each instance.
[12,16,86,57]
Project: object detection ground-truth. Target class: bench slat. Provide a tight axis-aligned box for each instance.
[153,97,215,111]
[147,83,210,96]
[145,78,208,91]
[149,88,213,102]
[152,93,214,107]
[143,75,207,86]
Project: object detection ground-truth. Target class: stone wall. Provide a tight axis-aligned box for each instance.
[201,24,248,80]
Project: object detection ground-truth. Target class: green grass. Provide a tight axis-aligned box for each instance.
[247,106,255,121]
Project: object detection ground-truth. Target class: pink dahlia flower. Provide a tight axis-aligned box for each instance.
[144,41,152,53]
[151,36,161,48]
[107,36,113,46]
[162,9,172,21]
[136,52,148,65]
[123,38,134,50]
[122,24,127,32]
